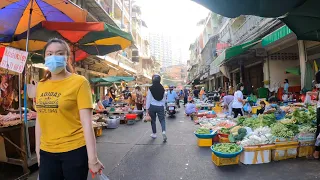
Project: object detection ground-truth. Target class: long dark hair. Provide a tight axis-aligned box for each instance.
[40,38,74,82]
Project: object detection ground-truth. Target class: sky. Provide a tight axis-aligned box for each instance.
[135,0,210,63]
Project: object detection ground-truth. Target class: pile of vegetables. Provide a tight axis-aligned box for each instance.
[239,114,276,129]
[212,143,241,153]
[219,128,230,134]
[240,127,274,146]
[298,125,317,134]
[271,123,295,138]
[292,107,316,125]
[229,126,247,142]
[196,127,210,134]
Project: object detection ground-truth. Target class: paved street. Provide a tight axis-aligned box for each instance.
[27,108,320,180]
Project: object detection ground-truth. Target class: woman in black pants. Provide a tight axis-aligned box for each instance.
[310,71,320,159]
[232,83,245,118]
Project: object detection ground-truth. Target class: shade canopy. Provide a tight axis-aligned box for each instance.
[0,0,87,42]
[91,76,135,83]
[192,0,320,42]
[10,21,133,61]
[212,39,260,67]
[285,67,301,75]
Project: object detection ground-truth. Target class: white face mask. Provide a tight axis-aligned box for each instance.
[240,87,244,91]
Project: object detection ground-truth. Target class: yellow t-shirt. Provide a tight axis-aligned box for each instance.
[36,74,93,153]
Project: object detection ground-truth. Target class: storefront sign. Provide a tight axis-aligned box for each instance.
[0,47,28,74]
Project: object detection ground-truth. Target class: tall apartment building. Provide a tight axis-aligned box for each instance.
[148,32,173,68]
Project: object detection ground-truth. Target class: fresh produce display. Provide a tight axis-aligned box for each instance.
[279,118,296,124]
[240,127,274,146]
[240,114,276,129]
[292,107,316,125]
[212,143,241,153]
[229,128,247,142]
[271,123,294,138]
[216,120,236,128]
[196,127,211,134]
[220,128,230,134]
[230,126,242,135]
[298,125,317,133]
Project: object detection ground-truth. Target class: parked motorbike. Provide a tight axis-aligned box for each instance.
[166,102,176,117]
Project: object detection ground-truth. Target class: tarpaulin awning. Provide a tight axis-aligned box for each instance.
[191,0,305,18]
[91,76,135,83]
[211,39,260,67]
[262,25,293,47]
[282,0,320,41]
[285,67,300,75]
[192,0,320,42]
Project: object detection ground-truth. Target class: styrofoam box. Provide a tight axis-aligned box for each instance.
[240,149,271,165]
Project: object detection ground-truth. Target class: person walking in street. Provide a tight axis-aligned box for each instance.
[232,83,245,118]
[35,38,103,180]
[193,87,199,99]
[135,86,144,119]
[200,87,206,101]
[284,79,290,94]
[183,87,189,105]
[146,75,167,142]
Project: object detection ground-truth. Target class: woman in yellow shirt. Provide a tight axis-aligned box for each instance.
[35,38,104,180]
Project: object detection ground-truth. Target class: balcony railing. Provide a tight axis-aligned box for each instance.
[231,16,277,45]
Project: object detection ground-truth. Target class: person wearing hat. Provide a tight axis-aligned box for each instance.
[146,75,167,142]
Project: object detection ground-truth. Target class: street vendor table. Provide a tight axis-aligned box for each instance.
[0,119,37,179]
[0,124,29,179]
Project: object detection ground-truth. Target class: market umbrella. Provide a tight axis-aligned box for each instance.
[0,1,88,156]
[11,21,134,62]
[0,0,87,43]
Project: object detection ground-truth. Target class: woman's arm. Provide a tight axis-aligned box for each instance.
[79,109,104,173]
[35,115,41,166]
[146,90,151,110]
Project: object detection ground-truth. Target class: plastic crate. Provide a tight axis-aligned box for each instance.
[127,120,136,125]
[198,138,212,147]
[272,141,299,161]
[218,135,230,143]
[212,153,239,166]
[298,146,315,157]
[240,145,275,165]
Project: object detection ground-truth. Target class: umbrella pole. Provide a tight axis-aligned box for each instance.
[22,0,35,159]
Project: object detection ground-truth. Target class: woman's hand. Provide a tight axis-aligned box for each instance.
[89,159,104,174]
[37,153,40,167]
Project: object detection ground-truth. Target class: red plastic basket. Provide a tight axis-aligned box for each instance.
[126,114,137,120]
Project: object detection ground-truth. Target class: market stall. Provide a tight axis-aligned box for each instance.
[194,99,318,166]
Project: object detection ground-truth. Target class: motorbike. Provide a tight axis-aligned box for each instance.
[166,102,176,117]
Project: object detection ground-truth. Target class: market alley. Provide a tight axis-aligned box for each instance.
[26,108,320,180]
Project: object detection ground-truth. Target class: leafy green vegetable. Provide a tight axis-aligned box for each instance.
[271,123,294,138]
[196,128,210,134]
[220,128,230,134]
[241,114,276,129]
[213,143,241,153]
[237,117,246,125]
[238,128,247,135]
[293,107,316,125]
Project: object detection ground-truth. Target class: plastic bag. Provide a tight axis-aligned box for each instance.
[98,173,110,180]
[243,103,252,113]
[144,113,151,122]
[304,94,312,105]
